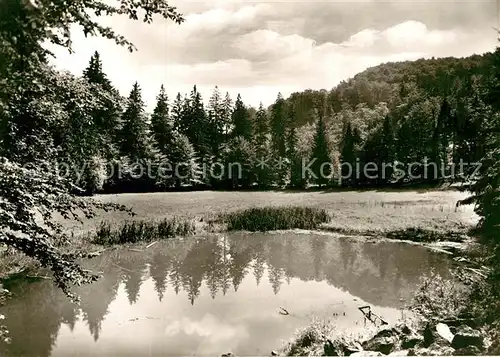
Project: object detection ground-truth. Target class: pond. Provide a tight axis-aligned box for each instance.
[0,233,453,356]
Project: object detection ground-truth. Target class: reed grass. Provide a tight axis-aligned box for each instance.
[221,206,330,232]
[93,217,196,245]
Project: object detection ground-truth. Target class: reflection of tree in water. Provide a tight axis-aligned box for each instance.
[215,236,232,296]
[311,236,327,281]
[252,254,266,286]
[205,239,224,299]
[267,237,288,294]
[78,254,122,341]
[180,241,210,305]
[150,251,172,301]
[169,257,183,295]
[60,299,79,332]
[118,253,148,304]
[0,279,74,357]
[268,265,284,295]
[219,261,231,296]
[339,237,357,271]
[284,239,295,284]
[228,238,253,292]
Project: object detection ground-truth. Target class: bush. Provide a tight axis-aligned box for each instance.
[93,217,195,245]
[221,206,330,232]
[411,269,470,321]
[282,318,333,356]
[281,317,370,356]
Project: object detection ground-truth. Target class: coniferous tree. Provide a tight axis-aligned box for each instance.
[286,104,306,188]
[339,121,361,187]
[82,51,122,194]
[82,51,122,155]
[150,85,172,154]
[179,93,191,136]
[231,94,252,140]
[361,115,396,185]
[253,103,273,187]
[171,92,184,134]
[287,125,305,188]
[430,98,452,180]
[184,85,210,158]
[254,103,268,150]
[207,86,225,158]
[119,82,150,161]
[149,85,175,187]
[222,92,233,141]
[270,92,287,158]
[309,114,332,187]
[224,136,255,189]
[270,93,288,186]
[169,133,203,188]
[83,51,112,90]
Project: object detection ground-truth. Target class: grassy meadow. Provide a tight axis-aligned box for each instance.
[60,189,478,237]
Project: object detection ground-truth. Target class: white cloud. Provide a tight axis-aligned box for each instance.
[381,21,458,49]
[234,30,315,61]
[47,1,496,111]
[345,29,379,48]
[383,20,429,46]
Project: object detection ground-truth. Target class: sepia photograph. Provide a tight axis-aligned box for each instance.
[0,0,499,356]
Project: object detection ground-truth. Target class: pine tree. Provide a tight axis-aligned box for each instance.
[254,102,268,149]
[222,92,233,140]
[361,115,396,185]
[179,93,191,136]
[270,93,287,158]
[270,93,289,186]
[82,51,121,162]
[287,104,306,188]
[171,92,184,134]
[224,136,255,189]
[309,115,331,187]
[232,94,252,140]
[185,85,210,158]
[430,98,452,179]
[287,125,304,188]
[119,82,150,161]
[83,51,112,91]
[339,121,361,187]
[253,103,273,187]
[169,134,203,188]
[150,84,172,154]
[207,86,225,157]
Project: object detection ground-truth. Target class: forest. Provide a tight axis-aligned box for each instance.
[2,48,495,194]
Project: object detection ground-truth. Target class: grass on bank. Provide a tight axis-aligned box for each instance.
[92,217,196,245]
[385,227,467,243]
[220,206,331,232]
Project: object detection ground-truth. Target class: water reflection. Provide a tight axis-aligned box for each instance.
[0,233,452,356]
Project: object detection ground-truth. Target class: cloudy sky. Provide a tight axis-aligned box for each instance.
[50,0,499,110]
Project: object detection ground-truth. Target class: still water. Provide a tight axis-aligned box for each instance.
[0,233,452,356]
